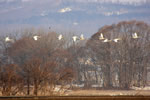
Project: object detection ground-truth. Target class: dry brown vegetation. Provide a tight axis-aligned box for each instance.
[0,20,150,96]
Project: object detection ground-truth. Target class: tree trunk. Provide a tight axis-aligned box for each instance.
[27,75,30,95]
[33,79,38,96]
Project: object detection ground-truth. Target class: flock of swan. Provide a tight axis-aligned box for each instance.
[4,32,139,43]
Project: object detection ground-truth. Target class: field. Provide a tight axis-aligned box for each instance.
[65,90,150,96]
[0,90,150,100]
[0,87,150,100]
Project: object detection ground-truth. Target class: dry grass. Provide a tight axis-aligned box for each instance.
[65,90,150,96]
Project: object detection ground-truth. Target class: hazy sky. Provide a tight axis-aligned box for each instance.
[0,0,150,37]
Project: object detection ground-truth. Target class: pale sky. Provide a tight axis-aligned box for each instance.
[0,0,150,37]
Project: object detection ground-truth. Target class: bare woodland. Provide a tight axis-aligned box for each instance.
[0,20,150,96]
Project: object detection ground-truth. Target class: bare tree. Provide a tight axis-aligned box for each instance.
[0,64,23,96]
[5,29,76,95]
[88,20,150,89]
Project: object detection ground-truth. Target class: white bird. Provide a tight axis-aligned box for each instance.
[72,36,78,42]
[5,37,14,42]
[58,34,63,40]
[132,32,139,39]
[33,35,40,41]
[103,39,111,43]
[80,34,85,40]
[99,33,105,40]
[113,38,121,42]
